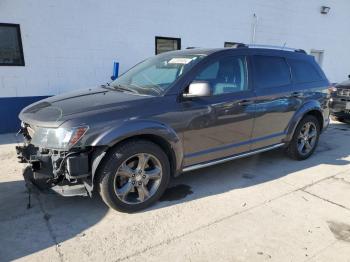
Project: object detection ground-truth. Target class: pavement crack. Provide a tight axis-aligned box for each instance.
[35,193,64,262]
[331,176,350,186]
[300,169,350,191]
[303,239,338,262]
[115,168,350,262]
[301,189,350,212]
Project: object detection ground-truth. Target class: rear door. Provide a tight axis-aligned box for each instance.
[250,54,295,150]
[181,55,256,166]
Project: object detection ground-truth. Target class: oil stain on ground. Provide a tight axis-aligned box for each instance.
[327,221,350,242]
[159,184,193,202]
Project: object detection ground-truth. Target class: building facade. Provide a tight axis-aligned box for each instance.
[0,0,349,133]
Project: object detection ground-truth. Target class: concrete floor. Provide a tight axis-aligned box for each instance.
[0,121,350,262]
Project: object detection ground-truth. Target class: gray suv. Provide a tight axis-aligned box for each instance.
[330,77,350,122]
[17,45,330,212]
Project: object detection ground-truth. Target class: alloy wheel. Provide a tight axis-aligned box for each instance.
[297,122,318,156]
[113,153,162,204]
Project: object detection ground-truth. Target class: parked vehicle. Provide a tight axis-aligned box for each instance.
[330,76,350,123]
[16,45,331,212]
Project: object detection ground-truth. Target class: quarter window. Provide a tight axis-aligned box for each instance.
[155,36,181,55]
[194,56,248,95]
[253,56,291,89]
[289,59,323,83]
[0,23,24,66]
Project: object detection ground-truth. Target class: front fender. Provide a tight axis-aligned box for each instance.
[90,120,183,174]
[285,100,324,143]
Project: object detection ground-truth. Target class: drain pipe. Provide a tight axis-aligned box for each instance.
[251,13,258,44]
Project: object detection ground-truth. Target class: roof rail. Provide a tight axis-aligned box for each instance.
[237,44,306,54]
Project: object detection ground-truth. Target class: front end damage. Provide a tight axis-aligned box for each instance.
[16,123,105,197]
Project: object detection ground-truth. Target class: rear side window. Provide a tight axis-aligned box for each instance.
[289,59,323,83]
[253,56,291,89]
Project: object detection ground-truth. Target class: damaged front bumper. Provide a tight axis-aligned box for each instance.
[16,143,92,197]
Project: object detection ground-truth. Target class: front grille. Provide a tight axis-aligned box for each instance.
[338,89,350,97]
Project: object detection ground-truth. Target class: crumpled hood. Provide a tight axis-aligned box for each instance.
[19,87,152,128]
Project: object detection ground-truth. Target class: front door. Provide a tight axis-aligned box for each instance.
[181,55,256,166]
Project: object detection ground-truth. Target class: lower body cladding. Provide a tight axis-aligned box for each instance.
[16,144,98,197]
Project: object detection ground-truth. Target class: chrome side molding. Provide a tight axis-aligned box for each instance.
[182,143,285,172]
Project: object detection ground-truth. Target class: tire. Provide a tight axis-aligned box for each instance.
[96,139,170,212]
[286,115,321,160]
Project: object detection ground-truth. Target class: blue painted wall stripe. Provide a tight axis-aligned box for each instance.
[0,96,49,134]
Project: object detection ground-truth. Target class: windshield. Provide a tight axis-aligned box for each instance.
[110,53,206,96]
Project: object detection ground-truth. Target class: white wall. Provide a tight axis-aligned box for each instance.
[1,0,349,98]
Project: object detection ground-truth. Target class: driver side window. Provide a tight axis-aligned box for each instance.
[194,56,248,95]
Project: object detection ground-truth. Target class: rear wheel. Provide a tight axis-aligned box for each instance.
[287,115,320,160]
[97,140,170,212]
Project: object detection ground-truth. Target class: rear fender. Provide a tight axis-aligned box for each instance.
[284,101,324,143]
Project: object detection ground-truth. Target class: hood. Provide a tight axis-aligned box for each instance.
[19,87,153,128]
[336,80,350,89]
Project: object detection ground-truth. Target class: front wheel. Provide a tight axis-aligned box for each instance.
[97,140,170,212]
[286,115,320,160]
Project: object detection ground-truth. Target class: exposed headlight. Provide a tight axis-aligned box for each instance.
[31,126,89,150]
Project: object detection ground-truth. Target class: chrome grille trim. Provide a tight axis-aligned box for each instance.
[338,89,350,97]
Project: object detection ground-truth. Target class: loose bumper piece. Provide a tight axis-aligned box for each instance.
[17,143,91,197]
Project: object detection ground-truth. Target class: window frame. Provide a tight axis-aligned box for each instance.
[155,36,181,55]
[0,23,25,66]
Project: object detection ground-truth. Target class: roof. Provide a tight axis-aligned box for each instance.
[159,45,308,58]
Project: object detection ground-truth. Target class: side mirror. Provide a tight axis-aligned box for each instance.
[183,81,212,98]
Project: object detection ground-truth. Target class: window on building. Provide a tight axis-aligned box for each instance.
[194,56,248,95]
[310,50,324,66]
[289,59,323,83]
[253,56,291,89]
[224,42,242,48]
[155,36,181,55]
[0,23,24,66]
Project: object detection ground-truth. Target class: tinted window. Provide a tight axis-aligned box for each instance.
[289,59,323,83]
[0,23,24,66]
[253,56,291,88]
[193,56,248,95]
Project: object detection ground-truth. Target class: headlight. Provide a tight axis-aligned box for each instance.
[31,126,89,150]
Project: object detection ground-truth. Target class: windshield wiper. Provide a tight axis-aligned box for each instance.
[114,84,138,93]
[103,84,137,94]
[128,83,162,96]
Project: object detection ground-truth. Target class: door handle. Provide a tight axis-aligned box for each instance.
[291,92,303,98]
[238,100,254,106]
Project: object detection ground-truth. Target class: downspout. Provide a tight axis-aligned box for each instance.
[251,13,258,44]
